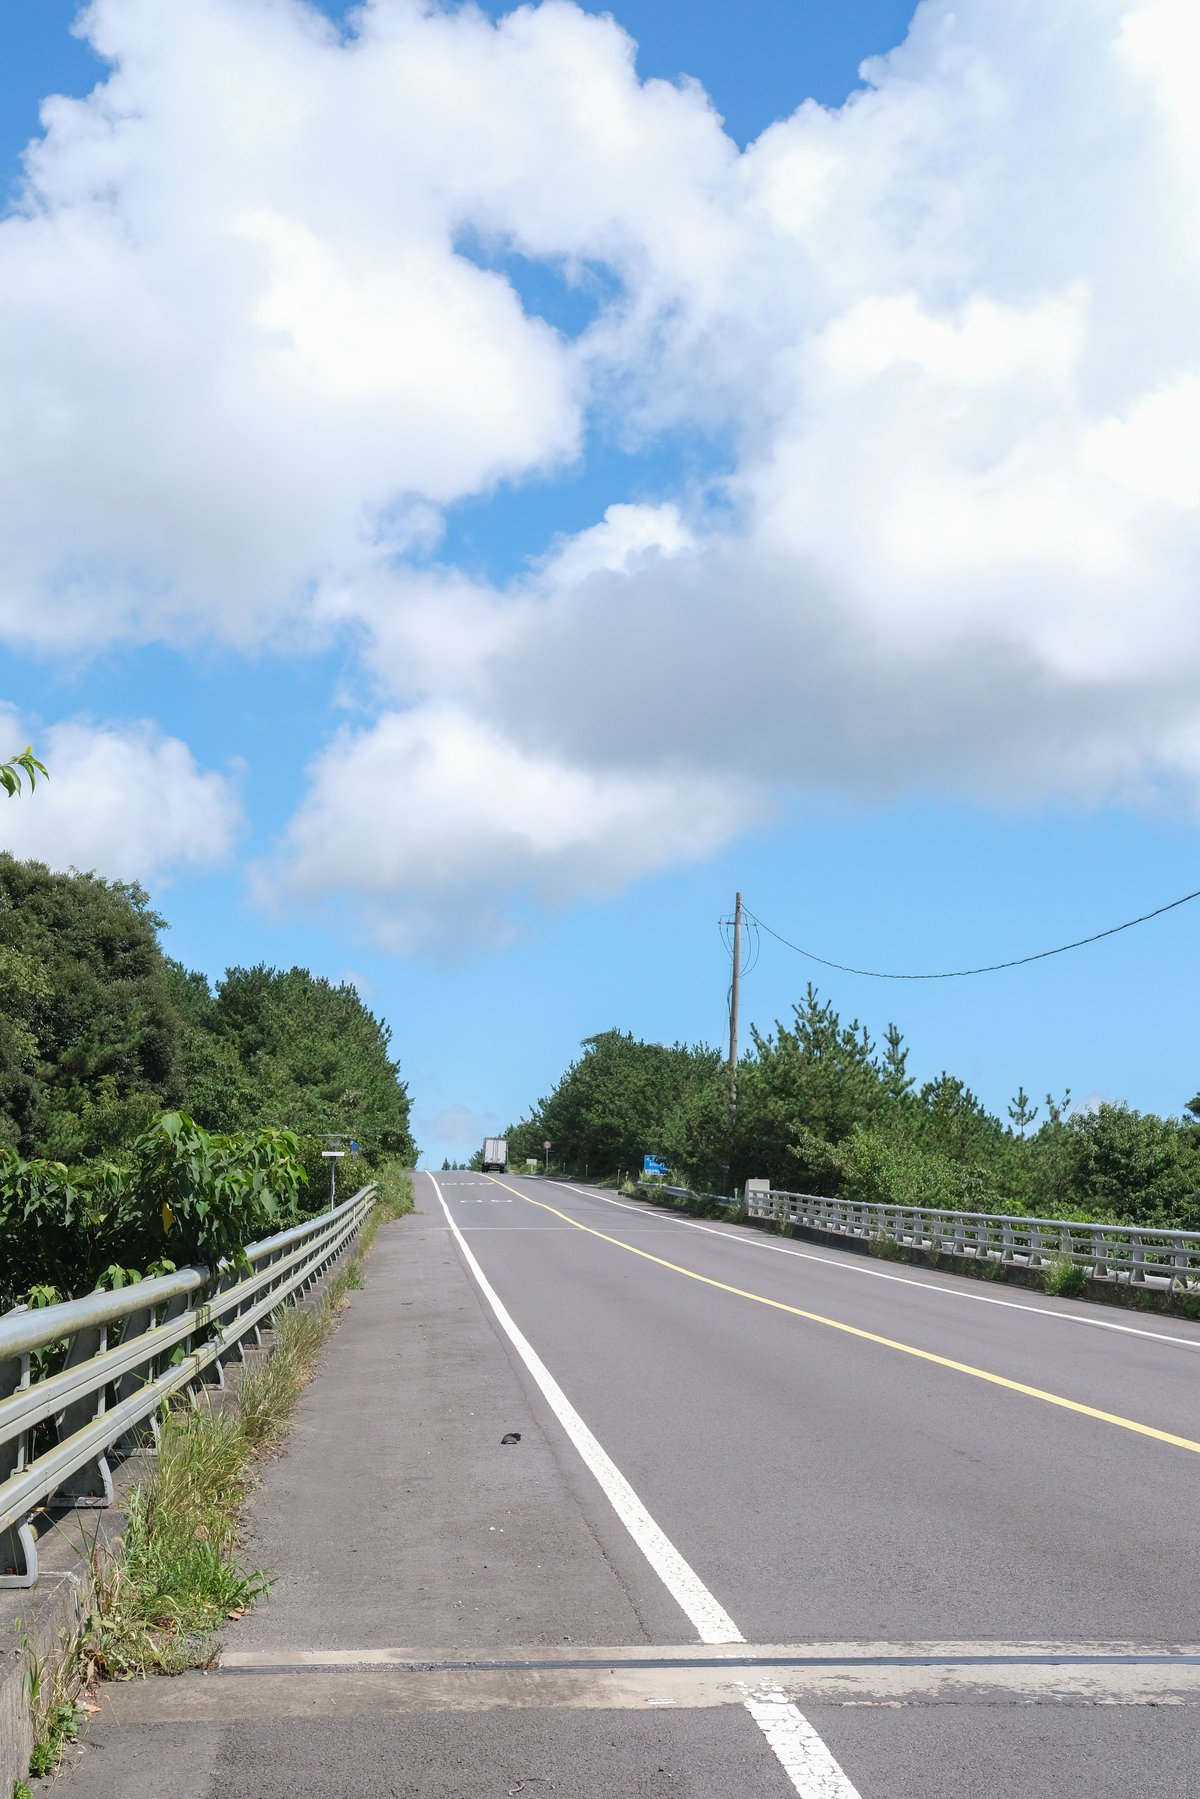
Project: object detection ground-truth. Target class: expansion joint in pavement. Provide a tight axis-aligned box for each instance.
[87,1642,1200,1727]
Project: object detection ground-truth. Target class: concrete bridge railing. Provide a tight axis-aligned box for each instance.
[743,1183,1200,1290]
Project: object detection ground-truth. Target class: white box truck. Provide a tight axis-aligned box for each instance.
[481,1137,508,1173]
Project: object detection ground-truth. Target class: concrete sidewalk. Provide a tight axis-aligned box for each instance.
[231,1191,651,1654]
[61,1186,768,1798]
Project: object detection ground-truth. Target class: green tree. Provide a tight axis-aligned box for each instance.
[1054,1103,1199,1229]
[163,961,259,1131]
[210,965,415,1159]
[914,1072,1004,1165]
[731,988,892,1189]
[1007,1085,1039,1138]
[516,1031,719,1178]
[881,1023,915,1106]
[0,857,180,1158]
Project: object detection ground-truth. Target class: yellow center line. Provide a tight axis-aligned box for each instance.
[482,1176,1200,1457]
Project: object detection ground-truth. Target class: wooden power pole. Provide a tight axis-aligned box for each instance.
[727,891,742,1126]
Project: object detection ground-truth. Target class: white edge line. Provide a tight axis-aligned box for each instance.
[430,1173,870,1797]
[427,1173,742,1646]
[550,1183,1200,1354]
[741,1686,864,1799]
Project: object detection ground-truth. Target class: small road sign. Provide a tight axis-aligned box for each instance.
[543,1139,552,1151]
[643,1154,667,1176]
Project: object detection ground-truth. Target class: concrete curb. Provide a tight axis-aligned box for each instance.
[1,1565,86,1792]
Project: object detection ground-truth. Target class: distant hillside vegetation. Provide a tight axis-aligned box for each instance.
[505,996,1200,1231]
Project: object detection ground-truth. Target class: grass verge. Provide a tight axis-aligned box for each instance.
[69,1167,412,1689]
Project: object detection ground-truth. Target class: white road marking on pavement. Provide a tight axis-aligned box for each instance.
[553,1184,1200,1354]
[743,1687,863,1797]
[428,1173,863,1798]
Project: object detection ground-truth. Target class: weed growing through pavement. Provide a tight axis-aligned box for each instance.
[16,1619,86,1784]
[18,1624,84,1778]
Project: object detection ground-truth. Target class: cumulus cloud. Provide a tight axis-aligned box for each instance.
[0,709,242,884]
[7,0,1200,942]
[430,1104,499,1147]
[254,703,757,951]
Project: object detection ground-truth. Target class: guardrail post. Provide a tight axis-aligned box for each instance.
[1132,1234,1146,1283]
[0,1323,37,1587]
[49,1324,114,1509]
[1171,1249,1189,1292]
[216,1269,249,1368]
[112,1302,159,1456]
[1093,1230,1109,1280]
[155,1289,197,1411]
[1001,1219,1014,1263]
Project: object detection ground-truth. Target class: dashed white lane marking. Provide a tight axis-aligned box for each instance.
[428,1173,862,1799]
[552,1183,1200,1355]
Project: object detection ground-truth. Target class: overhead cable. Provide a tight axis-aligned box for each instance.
[744,885,1200,981]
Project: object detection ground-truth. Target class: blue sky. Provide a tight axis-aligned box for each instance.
[2,0,1198,1168]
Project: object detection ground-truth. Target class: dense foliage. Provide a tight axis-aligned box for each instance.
[506,988,1200,1231]
[167,961,415,1156]
[0,855,415,1165]
[0,1113,309,1308]
[0,855,416,1303]
[0,858,179,1160]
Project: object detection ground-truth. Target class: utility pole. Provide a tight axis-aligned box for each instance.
[727,891,742,1128]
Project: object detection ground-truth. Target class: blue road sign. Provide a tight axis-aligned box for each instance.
[643,1154,668,1176]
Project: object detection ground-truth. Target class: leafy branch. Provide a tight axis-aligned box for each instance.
[1,745,48,799]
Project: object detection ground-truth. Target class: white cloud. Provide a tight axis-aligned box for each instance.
[430,1104,497,1147]
[7,0,1200,942]
[0,709,242,885]
[0,0,584,652]
[538,502,694,587]
[255,703,757,951]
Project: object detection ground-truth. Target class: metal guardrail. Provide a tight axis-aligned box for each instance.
[0,1184,375,1588]
[636,1181,739,1210]
[745,1186,1200,1291]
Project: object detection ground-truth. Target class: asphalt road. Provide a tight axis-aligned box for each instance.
[67,1170,1200,1798]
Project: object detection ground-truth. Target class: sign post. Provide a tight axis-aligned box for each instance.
[322,1136,347,1211]
[543,1138,552,1172]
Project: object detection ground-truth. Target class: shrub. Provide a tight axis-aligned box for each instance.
[1041,1250,1087,1298]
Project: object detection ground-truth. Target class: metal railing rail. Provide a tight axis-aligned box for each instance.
[636,1181,739,1210]
[745,1186,1200,1290]
[0,1183,375,1589]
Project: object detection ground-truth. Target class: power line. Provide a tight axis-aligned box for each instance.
[744,885,1200,981]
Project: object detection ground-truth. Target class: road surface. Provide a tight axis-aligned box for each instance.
[69,1170,1200,1797]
